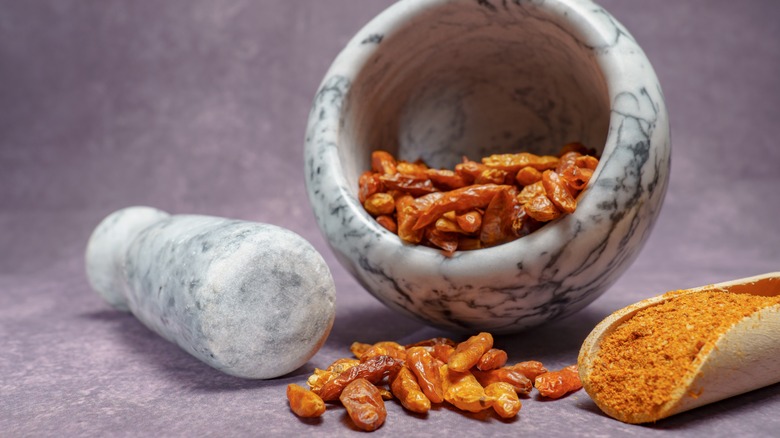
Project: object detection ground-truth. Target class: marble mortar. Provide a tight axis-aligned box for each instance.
[304,0,671,333]
[85,206,336,379]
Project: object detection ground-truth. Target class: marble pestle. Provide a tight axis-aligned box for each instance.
[85,206,336,379]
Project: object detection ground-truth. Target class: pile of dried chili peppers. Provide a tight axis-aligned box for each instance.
[358,143,599,253]
[287,333,581,431]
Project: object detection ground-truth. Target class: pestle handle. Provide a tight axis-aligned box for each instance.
[85,206,336,379]
[86,206,170,311]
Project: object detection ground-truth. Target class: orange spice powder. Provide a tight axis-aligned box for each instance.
[587,290,780,420]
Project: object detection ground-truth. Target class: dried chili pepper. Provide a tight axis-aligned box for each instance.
[425,227,459,253]
[390,366,431,414]
[406,347,445,404]
[430,343,456,364]
[515,166,542,186]
[479,187,521,246]
[359,341,407,362]
[378,387,393,400]
[364,192,396,216]
[350,342,372,359]
[476,348,509,371]
[454,160,489,183]
[306,368,333,395]
[455,210,482,233]
[575,154,599,170]
[380,173,438,197]
[556,151,581,174]
[448,332,494,372]
[371,150,397,175]
[507,361,548,381]
[358,171,383,204]
[327,357,361,374]
[426,168,468,190]
[395,194,424,244]
[435,217,466,234]
[534,364,582,399]
[340,378,387,431]
[511,208,541,238]
[375,215,397,233]
[524,194,561,222]
[440,365,493,413]
[482,152,559,173]
[287,383,326,418]
[485,382,522,418]
[413,185,509,231]
[472,368,533,395]
[516,181,546,205]
[413,191,445,210]
[542,170,577,214]
[404,337,456,349]
[560,165,594,191]
[396,160,429,176]
[307,358,361,395]
[318,355,402,401]
[475,168,509,185]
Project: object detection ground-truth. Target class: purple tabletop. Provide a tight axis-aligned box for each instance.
[2,1,779,436]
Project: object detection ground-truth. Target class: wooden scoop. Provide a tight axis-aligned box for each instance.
[578,272,780,424]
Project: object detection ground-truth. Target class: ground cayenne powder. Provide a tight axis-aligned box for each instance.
[587,290,780,420]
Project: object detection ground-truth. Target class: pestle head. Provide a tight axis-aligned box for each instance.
[85,207,337,379]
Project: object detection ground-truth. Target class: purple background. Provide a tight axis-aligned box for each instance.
[2,1,779,436]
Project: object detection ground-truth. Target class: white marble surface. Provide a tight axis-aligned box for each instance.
[305,0,671,333]
[85,207,337,379]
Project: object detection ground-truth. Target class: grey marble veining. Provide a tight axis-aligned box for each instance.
[304,0,670,333]
[86,206,336,379]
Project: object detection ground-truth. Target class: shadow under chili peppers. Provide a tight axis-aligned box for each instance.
[292,415,324,427]
[437,403,519,425]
